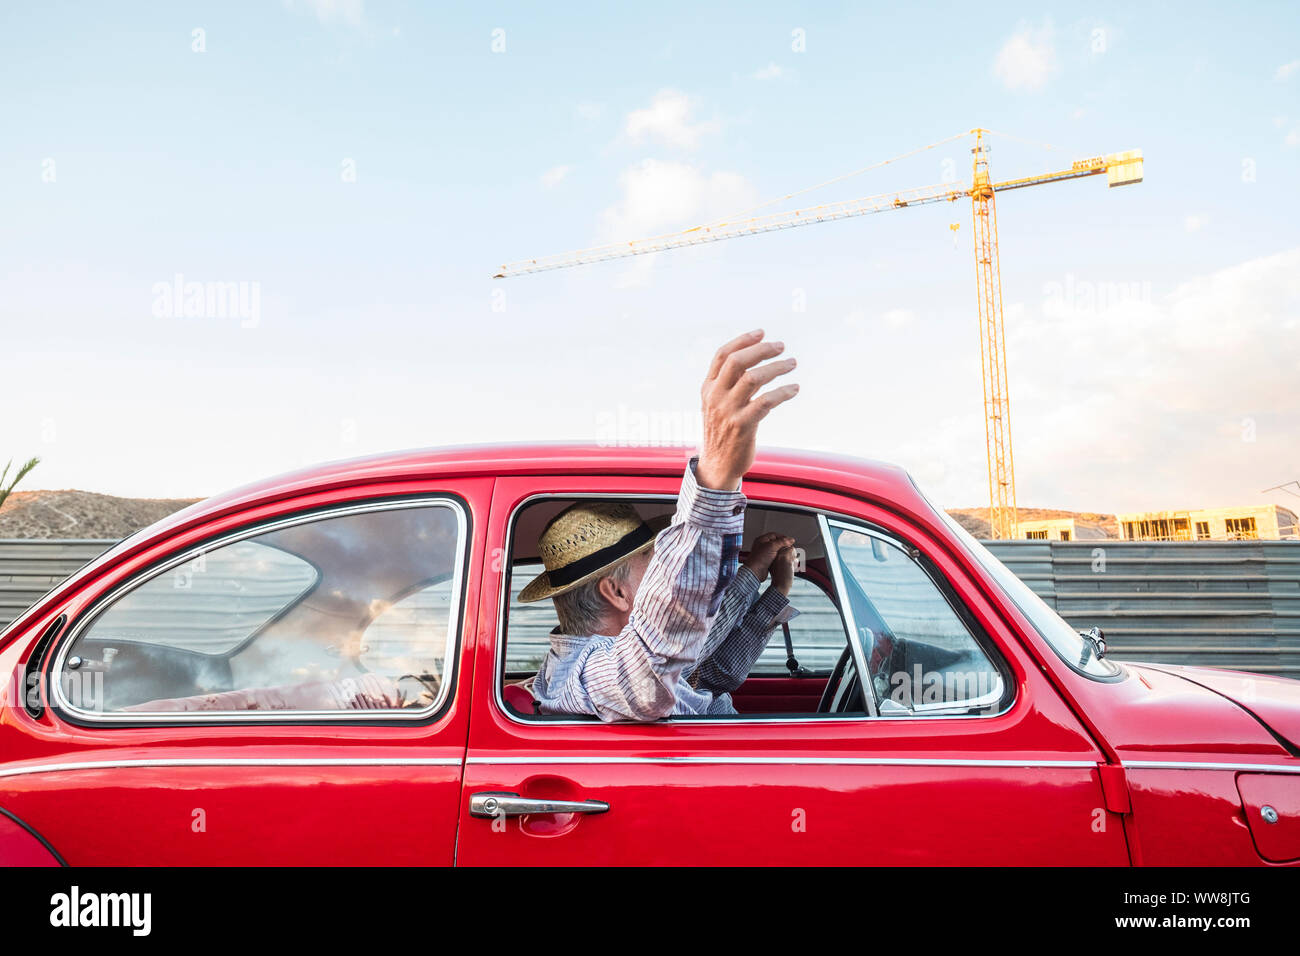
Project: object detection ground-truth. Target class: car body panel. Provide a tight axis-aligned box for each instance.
[0,444,1295,865]
[0,809,62,866]
[0,475,492,865]
[1136,664,1300,751]
[455,473,1127,866]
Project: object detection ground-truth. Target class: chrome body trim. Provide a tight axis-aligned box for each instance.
[465,755,1098,768]
[1122,760,1300,774]
[0,756,464,780]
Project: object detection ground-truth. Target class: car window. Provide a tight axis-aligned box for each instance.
[79,540,318,655]
[747,576,847,675]
[359,579,456,679]
[829,523,1007,715]
[503,562,558,675]
[505,566,847,679]
[54,500,466,719]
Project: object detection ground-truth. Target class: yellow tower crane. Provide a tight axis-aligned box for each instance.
[494,128,1143,538]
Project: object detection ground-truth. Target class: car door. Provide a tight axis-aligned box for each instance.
[455,473,1129,865]
[2,478,489,865]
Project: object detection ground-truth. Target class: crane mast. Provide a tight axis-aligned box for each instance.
[971,130,1017,540]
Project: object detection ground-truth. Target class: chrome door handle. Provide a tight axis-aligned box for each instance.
[469,791,610,818]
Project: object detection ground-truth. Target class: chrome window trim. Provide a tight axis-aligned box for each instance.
[494,490,1013,726]
[49,497,469,724]
[820,514,878,717]
[0,756,464,781]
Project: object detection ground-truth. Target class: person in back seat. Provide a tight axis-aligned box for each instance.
[517,330,800,721]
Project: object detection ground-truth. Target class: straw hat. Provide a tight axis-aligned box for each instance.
[517,502,670,603]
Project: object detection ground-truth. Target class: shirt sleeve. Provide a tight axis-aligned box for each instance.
[536,458,747,722]
[689,586,798,694]
[683,564,762,683]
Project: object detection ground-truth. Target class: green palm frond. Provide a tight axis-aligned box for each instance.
[0,456,40,511]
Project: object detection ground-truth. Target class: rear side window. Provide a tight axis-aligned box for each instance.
[87,540,317,655]
[53,500,467,720]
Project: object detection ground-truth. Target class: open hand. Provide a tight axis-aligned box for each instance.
[695,330,799,491]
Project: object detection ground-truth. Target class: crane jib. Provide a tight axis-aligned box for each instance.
[494,133,1143,540]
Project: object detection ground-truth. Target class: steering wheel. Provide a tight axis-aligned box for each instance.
[816,645,862,714]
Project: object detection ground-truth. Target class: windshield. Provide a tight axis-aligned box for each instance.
[913,480,1122,679]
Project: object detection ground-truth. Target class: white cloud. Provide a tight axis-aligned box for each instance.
[598,159,755,286]
[1286,128,1300,148]
[841,307,915,332]
[624,89,719,150]
[283,0,364,27]
[1276,59,1300,81]
[752,63,785,80]
[993,22,1059,91]
[1010,248,1300,510]
[1184,214,1208,232]
[540,165,572,188]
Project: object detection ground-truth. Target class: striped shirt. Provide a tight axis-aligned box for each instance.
[686,564,797,703]
[532,459,795,721]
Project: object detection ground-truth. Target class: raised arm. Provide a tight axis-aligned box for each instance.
[691,535,799,694]
[536,330,799,721]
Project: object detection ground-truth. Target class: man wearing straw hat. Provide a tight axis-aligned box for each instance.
[519,330,800,721]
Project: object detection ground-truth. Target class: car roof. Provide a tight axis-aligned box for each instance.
[2,443,935,641]
[162,441,921,526]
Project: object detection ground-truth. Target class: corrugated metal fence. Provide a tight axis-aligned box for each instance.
[0,540,111,630]
[985,540,1300,676]
[3,538,1298,677]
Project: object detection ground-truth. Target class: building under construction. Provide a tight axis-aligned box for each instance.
[1117,504,1300,542]
[1017,518,1111,541]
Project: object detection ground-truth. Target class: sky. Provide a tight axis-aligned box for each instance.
[2,0,1298,517]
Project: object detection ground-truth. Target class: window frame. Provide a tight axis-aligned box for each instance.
[823,516,1014,718]
[48,495,471,726]
[494,490,1014,725]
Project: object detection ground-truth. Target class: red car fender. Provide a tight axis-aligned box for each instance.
[0,807,64,866]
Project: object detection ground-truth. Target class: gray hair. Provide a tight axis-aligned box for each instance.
[552,556,635,637]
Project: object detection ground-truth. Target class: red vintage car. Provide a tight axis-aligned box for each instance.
[1,443,1297,866]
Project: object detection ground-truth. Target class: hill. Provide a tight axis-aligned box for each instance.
[0,490,200,539]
